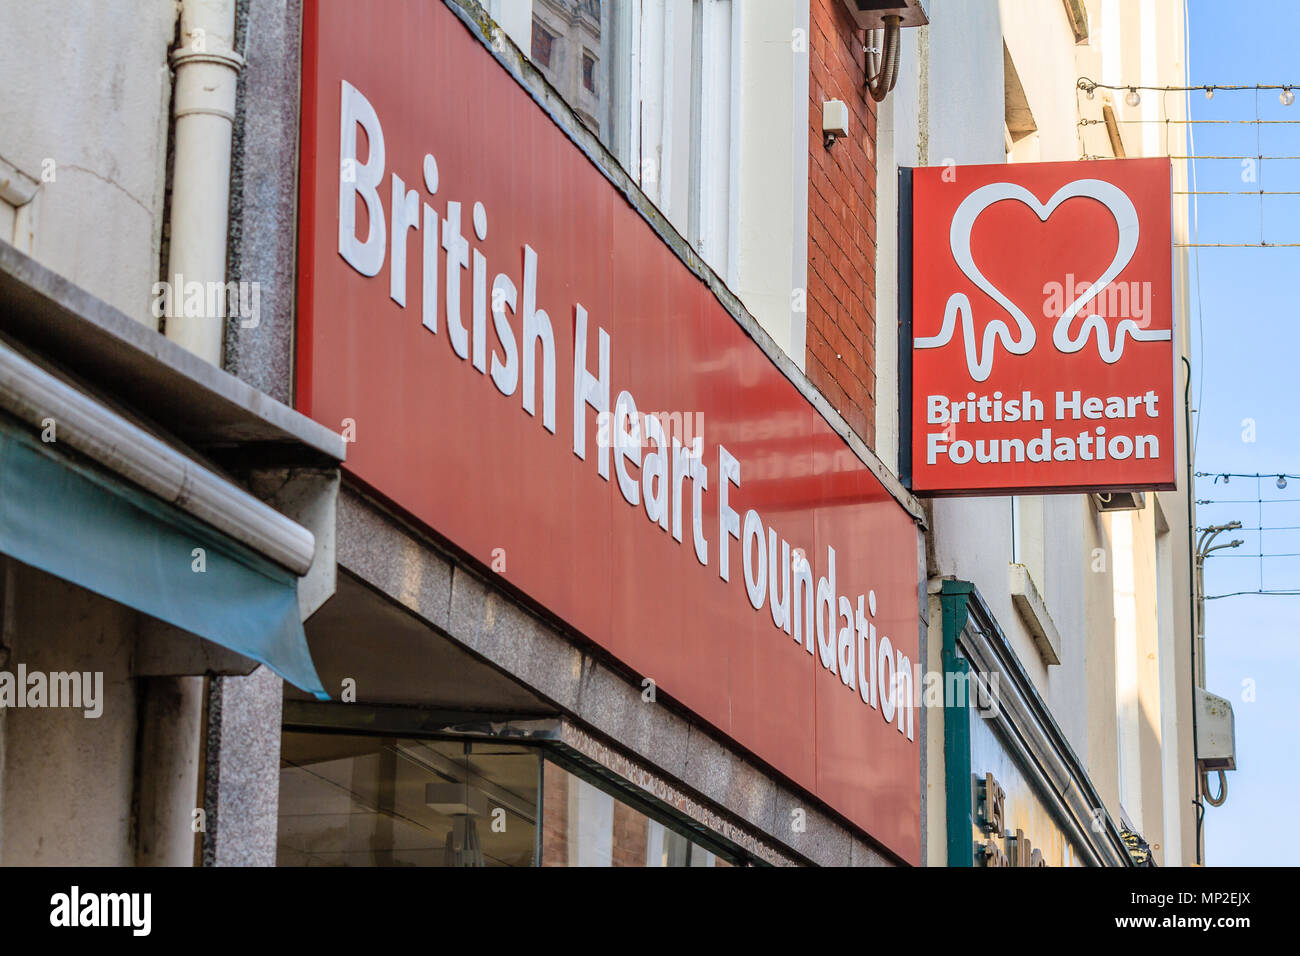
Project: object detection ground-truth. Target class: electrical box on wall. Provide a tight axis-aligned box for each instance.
[839,0,930,30]
[1092,491,1146,513]
[1195,687,1237,771]
[823,99,850,140]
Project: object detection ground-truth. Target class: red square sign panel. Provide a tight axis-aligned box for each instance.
[907,158,1176,496]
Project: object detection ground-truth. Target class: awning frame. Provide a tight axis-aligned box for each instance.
[0,412,327,698]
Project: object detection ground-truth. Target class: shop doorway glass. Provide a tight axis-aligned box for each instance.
[278,731,736,866]
[279,734,538,866]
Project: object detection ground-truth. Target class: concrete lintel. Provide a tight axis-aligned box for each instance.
[1009,563,1062,666]
[336,486,895,867]
[246,467,339,619]
[0,241,344,465]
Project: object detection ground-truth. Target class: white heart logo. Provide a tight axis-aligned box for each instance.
[914,178,1170,382]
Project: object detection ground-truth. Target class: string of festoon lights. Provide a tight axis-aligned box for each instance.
[1076,77,1300,248]
[1077,79,1299,108]
[1075,80,1300,459]
[1196,470,1298,492]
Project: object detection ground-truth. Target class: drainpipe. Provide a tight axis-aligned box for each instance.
[1182,356,1201,865]
[163,0,244,363]
[138,0,243,867]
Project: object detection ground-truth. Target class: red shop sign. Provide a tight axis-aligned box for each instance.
[902,159,1176,496]
[298,0,920,862]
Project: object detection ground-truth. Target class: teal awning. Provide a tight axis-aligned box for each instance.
[0,417,327,699]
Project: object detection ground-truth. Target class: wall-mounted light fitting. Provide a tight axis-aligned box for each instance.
[823,99,850,148]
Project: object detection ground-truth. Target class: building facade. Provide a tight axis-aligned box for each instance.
[0,0,1217,866]
[889,0,1203,867]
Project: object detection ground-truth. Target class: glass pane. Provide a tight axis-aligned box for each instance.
[277,733,539,866]
[518,2,706,239]
[528,1,610,141]
[539,759,732,866]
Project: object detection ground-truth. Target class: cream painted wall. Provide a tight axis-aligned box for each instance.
[1081,0,1196,866]
[1084,502,1122,816]
[489,0,534,51]
[874,26,923,474]
[0,0,174,326]
[1000,0,1080,161]
[0,564,140,865]
[735,0,809,368]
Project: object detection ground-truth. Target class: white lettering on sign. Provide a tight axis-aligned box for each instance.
[336,80,914,740]
[923,388,1160,466]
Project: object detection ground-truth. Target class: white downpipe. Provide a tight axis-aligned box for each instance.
[163,0,244,364]
[153,0,244,867]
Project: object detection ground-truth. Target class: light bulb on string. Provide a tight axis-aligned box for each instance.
[1282,88,1295,106]
[1125,88,1141,107]
[1204,87,1214,100]
[1278,475,1289,490]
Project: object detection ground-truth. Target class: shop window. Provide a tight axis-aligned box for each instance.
[538,760,730,866]
[279,730,738,866]
[278,733,539,866]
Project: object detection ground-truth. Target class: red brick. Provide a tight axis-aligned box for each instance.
[804,0,878,448]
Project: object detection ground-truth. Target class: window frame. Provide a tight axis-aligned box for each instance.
[280,704,756,867]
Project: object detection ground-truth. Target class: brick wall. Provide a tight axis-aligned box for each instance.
[610,801,649,866]
[539,761,652,866]
[539,759,569,866]
[807,0,879,447]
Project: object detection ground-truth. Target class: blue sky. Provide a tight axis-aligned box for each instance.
[1186,0,1300,866]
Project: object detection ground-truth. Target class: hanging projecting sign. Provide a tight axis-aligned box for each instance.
[297,0,921,862]
[900,158,1176,496]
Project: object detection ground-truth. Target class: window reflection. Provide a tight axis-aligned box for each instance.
[278,732,736,867]
[539,760,730,866]
[278,734,538,866]
[513,0,735,281]
[529,0,606,138]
